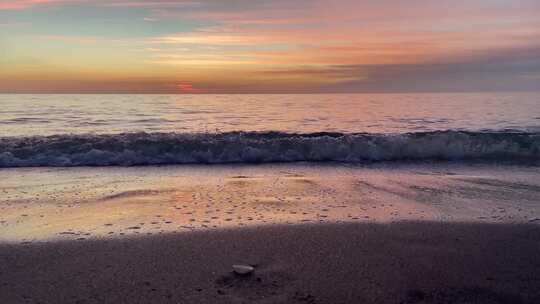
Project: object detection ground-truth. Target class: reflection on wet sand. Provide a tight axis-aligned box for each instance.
[1,163,540,243]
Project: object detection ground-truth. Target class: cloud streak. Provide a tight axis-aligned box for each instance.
[1,0,540,92]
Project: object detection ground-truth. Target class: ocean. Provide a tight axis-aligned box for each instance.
[1,92,539,166]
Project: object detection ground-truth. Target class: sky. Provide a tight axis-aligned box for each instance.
[0,0,539,93]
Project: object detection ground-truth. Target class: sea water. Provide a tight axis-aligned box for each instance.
[1,92,539,166]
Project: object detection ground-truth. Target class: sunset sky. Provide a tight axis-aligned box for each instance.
[1,0,539,93]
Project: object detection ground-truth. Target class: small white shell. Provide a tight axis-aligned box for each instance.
[232,264,254,275]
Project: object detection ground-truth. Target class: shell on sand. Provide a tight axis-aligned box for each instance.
[232,264,254,275]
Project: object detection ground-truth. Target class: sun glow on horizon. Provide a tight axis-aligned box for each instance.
[1,0,539,93]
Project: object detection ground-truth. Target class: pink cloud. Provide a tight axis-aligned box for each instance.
[0,0,70,10]
[0,0,196,10]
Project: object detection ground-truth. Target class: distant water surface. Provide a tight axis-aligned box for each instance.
[1,92,539,136]
[1,93,539,167]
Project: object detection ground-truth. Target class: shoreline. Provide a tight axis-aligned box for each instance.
[2,163,540,242]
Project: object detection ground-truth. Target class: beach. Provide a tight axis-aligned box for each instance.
[2,221,540,304]
[1,163,540,303]
[3,0,540,302]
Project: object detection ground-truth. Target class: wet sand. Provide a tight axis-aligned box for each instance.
[1,163,540,303]
[1,163,540,242]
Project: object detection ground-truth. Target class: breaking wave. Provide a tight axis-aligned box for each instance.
[0,131,539,167]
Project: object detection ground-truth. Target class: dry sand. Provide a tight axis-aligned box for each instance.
[1,222,540,304]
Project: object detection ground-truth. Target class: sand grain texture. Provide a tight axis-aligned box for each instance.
[1,222,540,304]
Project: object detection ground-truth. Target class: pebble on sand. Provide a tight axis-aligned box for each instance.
[232,264,254,275]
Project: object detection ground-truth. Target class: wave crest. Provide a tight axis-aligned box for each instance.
[0,131,539,167]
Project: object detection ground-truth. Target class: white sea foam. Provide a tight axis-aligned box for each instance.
[0,131,538,167]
